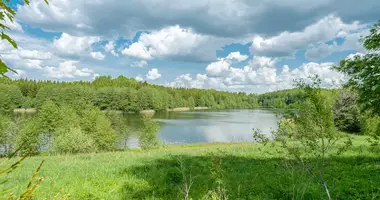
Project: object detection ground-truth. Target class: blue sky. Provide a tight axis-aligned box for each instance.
[1,0,379,93]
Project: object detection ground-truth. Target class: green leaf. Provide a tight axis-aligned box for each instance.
[1,32,17,48]
[44,0,49,5]
[0,23,10,31]
[23,0,31,5]
[5,12,14,23]
[0,2,16,16]
[0,11,4,21]
[0,59,9,75]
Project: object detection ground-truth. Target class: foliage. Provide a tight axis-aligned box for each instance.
[9,102,118,155]
[333,90,362,133]
[16,118,41,155]
[273,77,352,200]
[54,127,95,154]
[334,20,380,115]
[139,115,160,150]
[0,75,260,112]
[79,108,117,152]
[105,111,132,149]
[363,115,380,146]
[0,84,23,115]
[0,116,23,156]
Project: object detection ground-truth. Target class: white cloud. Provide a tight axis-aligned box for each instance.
[122,25,234,62]
[305,42,338,59]
[206,52,253,76]
[54,33,100,55]
[25,59,44,69]
[146,68,161,80]
[44,60,94,78]
[122,42,152,60]
[19,49,52,60]
[305,30,368,59]
[13,69,26,78]
[16,0,380,39]
[225,52,249,62]
[3,17,23,32]
[104,41,118,56]
[170,55,345,93]
[131,60,148,68]
[250,15,365,57]
[135,75,144,82]
[206,60,231,76]
[90,51,105,60]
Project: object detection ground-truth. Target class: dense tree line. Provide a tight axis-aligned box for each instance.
[0,75,260,113]
[257,88,339,108]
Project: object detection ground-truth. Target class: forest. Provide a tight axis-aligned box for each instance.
[0,75,260,114]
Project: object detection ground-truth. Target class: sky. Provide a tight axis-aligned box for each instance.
[1,0,379,94]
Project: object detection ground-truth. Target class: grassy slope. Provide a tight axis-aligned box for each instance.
[3,136,380,200]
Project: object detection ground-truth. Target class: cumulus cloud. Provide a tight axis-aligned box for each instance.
[122,42,152,60]
[135,75,144,82]
[0,33,55,71]
[54,33,100,55]
[225,52,249,62]
[44,60,94,78]
[170,55,345,93]
[121,25,234,62]
[305,30,368,59]
[1,50,45,69]
[16,0,380,39]
[24,59,44,69]
[131,60,148,68]
[90,51,105,60]
[19,50,52,60]
[250,15,365,57]
[146,68,161,80]
[206,51,251,76]
[206,60,231,76]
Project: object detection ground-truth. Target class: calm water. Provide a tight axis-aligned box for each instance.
[126,109,279,147]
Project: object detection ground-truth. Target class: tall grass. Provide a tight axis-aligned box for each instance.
[1,135,379,199]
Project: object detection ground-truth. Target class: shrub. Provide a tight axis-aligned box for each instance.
[139,116,160,150]
[363,115,380,146]
[54,127,96,154]
[80,108,117,151]
[333,90,361,133]
[16,118,41,155]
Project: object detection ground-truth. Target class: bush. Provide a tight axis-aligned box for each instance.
[79,108,117,151]
[333,90,361,133]
[139,116,160,150]
[363,115,380,146]
[16,118,41,155]
[54,127,96,154]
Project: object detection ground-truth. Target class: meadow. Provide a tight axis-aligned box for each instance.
[3,135,379,200]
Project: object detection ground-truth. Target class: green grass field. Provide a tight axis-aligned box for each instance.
[3,136,380,200]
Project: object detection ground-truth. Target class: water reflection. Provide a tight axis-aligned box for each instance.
[136,109,279,145]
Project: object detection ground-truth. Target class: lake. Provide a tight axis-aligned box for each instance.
[126,109,279,147]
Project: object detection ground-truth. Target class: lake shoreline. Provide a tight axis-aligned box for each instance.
[14,107,210,114]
